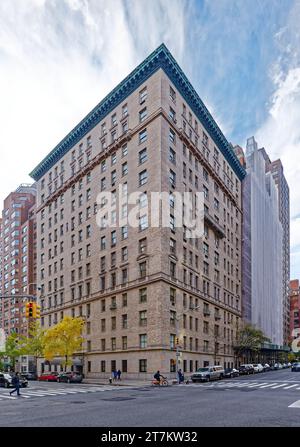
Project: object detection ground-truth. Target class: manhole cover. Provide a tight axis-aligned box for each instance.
[102,397,136,402]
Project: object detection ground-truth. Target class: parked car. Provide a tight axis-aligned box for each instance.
[0,373,12,388]
[22,372,37,380]
[38,372,59,382]
[191,366,223,382]
[224,368,239,378]
[0,373,28,388]
[263,364,271,371]
[273,363,283,370]
[291,363,300,372]
[253,363,264,373]
[57,372,83,383]
[238,364,255,375]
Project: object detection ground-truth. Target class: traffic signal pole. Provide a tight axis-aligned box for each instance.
[175,304,202,383]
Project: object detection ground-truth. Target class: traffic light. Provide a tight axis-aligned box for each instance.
[35,304,41,319]
[175,337,180,346]
[25,302,34,318]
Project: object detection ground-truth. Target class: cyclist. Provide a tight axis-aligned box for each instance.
[153,370,167,385]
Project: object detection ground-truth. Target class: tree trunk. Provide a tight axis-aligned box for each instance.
[65,355,67,372]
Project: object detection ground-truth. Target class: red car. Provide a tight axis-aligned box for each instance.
[38,372,59,382]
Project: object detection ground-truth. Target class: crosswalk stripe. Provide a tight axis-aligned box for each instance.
[271,383,288,389]
[259,383,278,388]
[21,392,46,396]
[248,383,268,387]
[0,394,17,399]
[283,384,298,389]
[245,383,260,387]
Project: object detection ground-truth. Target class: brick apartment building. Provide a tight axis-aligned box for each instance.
[0,184,37,372]
[30,44,246,378]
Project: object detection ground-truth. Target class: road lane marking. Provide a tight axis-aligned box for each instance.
[289,400,300,408]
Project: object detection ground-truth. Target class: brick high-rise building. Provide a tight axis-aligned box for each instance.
[0,184,37,340]
[238,138,284,346]
[267,160,290,346]
[290,279,300,341]
[30,44,245,378]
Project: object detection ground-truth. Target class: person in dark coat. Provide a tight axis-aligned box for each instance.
[10,372,21,396]
[117,369,121,380]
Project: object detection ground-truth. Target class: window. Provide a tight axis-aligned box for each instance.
[111,113,117,127]
[139,261,147,278]
[140,334,147,348]
[169,170,176,187]
[122,103,128,117]
[111,231,116,247]
[122,337,127,350]
[169,128,176,144]
[170,238,176,254]
[122,314,128,329]
[121,226,128,240]
[169,147,176,164]
[170,261,176,278]
[111,152,117,165]
[122,162,128,176]
[169,107,176,122]
[139,310,147,326]
[139,238,147,254]
[139,214,148,231]
[139,108,147,123]
[139,359,147,373]
[139,87,147,104]
[139,129,147,144]
[139,148,147,164]
[121,246,128,262]
[111,170,116,186]
[139,170,148,186]
[170,288,176,306]
[121,268,128,283]
[169,86,176,102]
[100,177,106,191]
[122,144,128,157]
[139,288,147,303]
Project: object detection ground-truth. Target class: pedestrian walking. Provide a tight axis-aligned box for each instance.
[117,369,121,380]
[10,372,21,397]
[113,370,118,381]
[177,369,184,384]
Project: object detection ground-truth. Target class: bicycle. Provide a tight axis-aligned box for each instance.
[151,376,169,386]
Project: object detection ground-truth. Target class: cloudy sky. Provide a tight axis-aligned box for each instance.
[0,0,299,278]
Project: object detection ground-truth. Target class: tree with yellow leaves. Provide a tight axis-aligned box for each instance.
[44,316,84,371]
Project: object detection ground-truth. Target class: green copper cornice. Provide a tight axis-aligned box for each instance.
[30,43,245,181]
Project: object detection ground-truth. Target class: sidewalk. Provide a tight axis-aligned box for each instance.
[82,378,151,387]
[82,378,180,387]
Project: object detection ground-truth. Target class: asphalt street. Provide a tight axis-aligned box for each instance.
[1,369,300,427]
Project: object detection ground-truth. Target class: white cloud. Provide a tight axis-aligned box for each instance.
[0,0,186,202]
[256,1,300,278]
